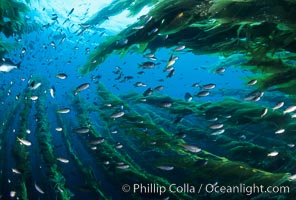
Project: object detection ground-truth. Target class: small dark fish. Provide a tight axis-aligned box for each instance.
[116,164,129,169]
[68,8,74,16]
[272,101,284,111]
[166,69,175,78]
[134,82,147,87]
[201,83,216,90]
[179,143,201,153]
[164,66,174,72]
[244,90,263,101]
[148,27,158,36]
[74,83,90,95]
[154,85,164,91]
[157,166,174,171]
[57,157,69,163]
[195,91,210,97]
[166,55,178,68]
[207,117,218,122]
[138,61,155,69]
[115,142,123,149]
[124,75,133,80]
[51,16,58,21]
[110,111,125,119]
[141,15,152,22]
[144,53,155,58]
[21,48,26,54]
[215,67,226,74]
[56,108,71,114]
[29,81,42,90]
[50,41,56,47]
[59,36,66,44]
[192,82,200,88]
[170,55,179,61]
[79,23,91,28]
[62,18,70,25]
[174,132,186,138]
[143,88,153,96]
[208,123,224,130]
[42,23,50,28]
[73,127,90,134]
[56,73,67,79]
[115,73,123,80]
[173,116,184,124]
[211,129,225,136]
[115,39,128,46]
[174,45,186,51]
[260,108,268,118]
[139,98,147,102]
[247,79,257,86]
[89,137,104,145]
[184,92,192,102]
[34,182,45,194]
[133,25,144,30]
[159,102,172,108]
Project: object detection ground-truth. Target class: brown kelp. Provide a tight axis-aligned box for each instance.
[0,0,30,37]
[0,0,31,57]
[83,83,295,199]
[11,90,33,200]
[134,95,296,173]
[72,92,192,199]
[1,73,295,199]
[35,95,73,200]
[0,37,20,57]
[80,0,296,98]
[80,0,295,70]
[0,89,25,198]
[55,113,110,199]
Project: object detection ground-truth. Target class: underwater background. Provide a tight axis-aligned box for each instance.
[1,0,296,199]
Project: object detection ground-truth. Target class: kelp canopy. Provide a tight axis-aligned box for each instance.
[0,0,31,56]
[80,0,296,98]
[0,0,30,37]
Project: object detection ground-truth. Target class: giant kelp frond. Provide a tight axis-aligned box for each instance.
[80,0,213,74]
[81,0,295,71]
[79,35,122,74]
[0,37,21,56]
[0,0,30,37]
[80,0,296,98]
